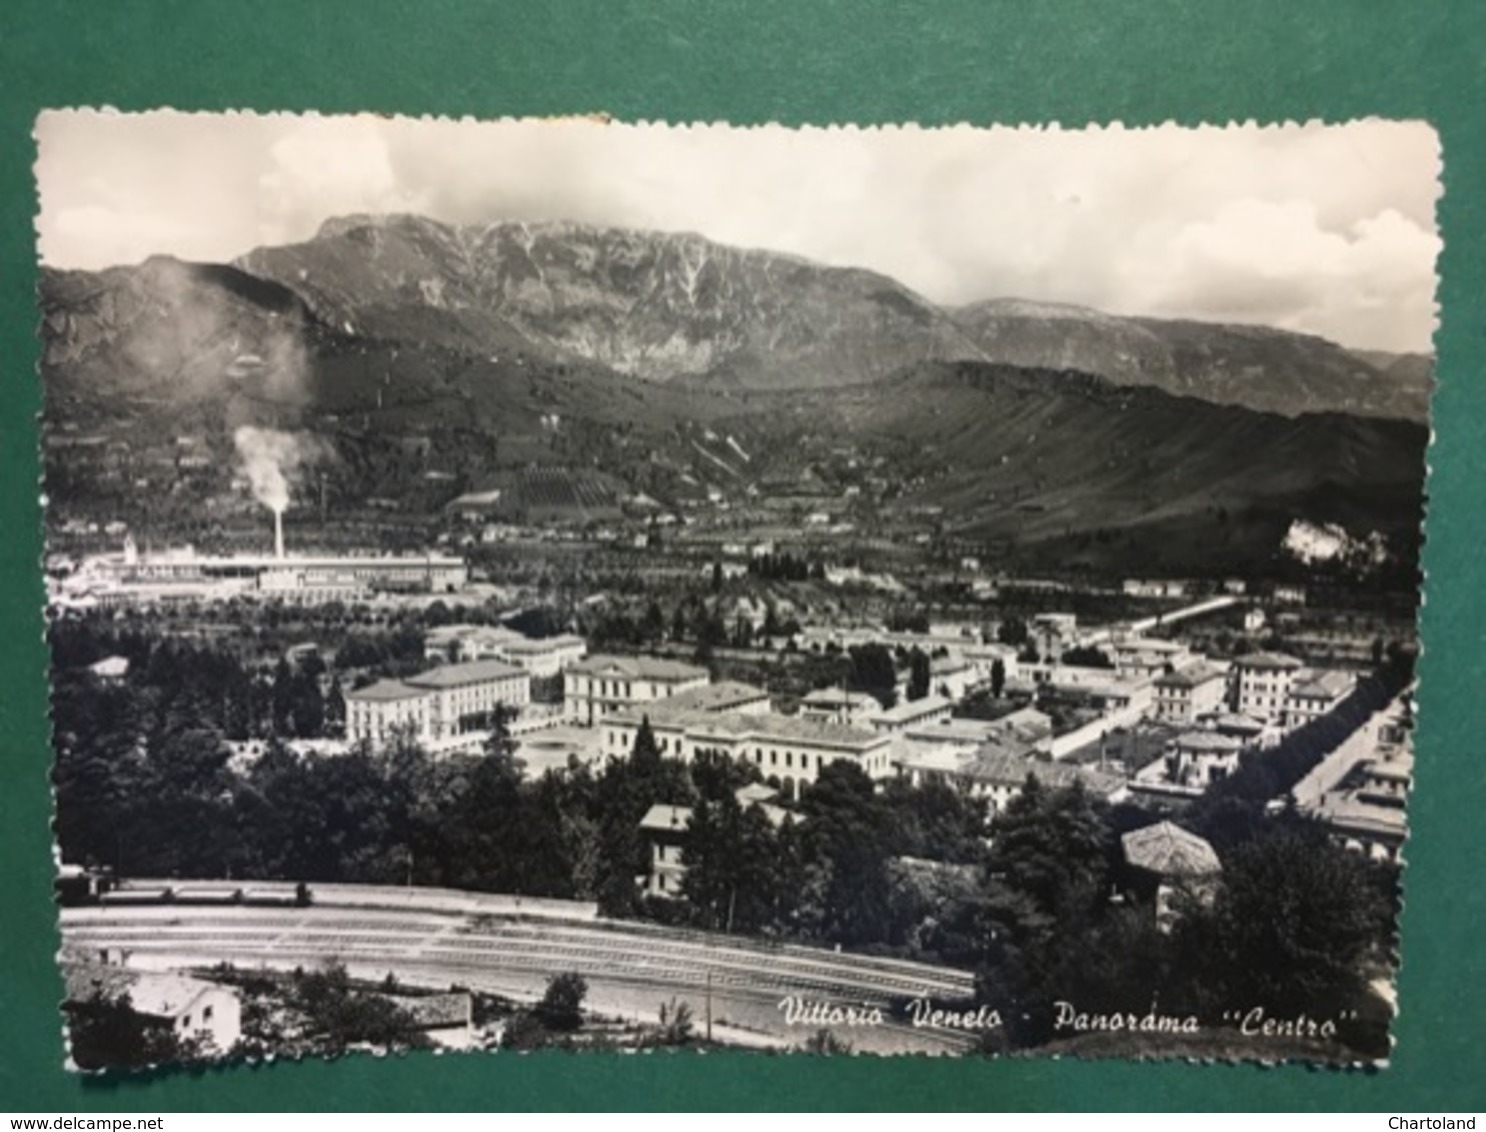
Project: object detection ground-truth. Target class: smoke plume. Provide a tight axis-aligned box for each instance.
[233,426,323,513]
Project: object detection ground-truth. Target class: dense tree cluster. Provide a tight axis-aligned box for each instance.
[969,781,1396,1057]
[50,612,1401,1061]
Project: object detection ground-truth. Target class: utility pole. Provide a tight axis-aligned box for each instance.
[705,967,713,1043]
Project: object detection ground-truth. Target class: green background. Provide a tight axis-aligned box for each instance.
[2,0,1482,1112]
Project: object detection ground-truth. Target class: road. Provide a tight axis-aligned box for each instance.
[1080,595,1242,645]
[61,901,980,1054]
[1292,693,1408,810]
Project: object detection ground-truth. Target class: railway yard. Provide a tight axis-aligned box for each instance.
[61,887,979,1054]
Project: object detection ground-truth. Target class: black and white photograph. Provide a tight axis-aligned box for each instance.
[37,112,1435,1069]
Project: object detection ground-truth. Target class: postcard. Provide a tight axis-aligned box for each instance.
[36,112,1436,1069]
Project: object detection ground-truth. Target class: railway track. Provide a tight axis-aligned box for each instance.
[63,905,973,1005]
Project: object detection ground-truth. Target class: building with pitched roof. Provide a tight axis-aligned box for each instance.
[1284,668,1357,731]
[1153,660,1230,724]
[63,966,243,1057]
[868,694,953,734]
[638,785,792,898]
[604,694,895,799]
[1121,821,1223,928]
[798,687,880,726]
[563,654,710,725]
[346,659,531,747]
[1232,651,1304,721]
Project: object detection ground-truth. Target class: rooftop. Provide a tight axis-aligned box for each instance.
[346,678,425,702]
[801,688,879,708]
[1155,661,1228,689]
[1122,821,1222,877]
[568,654,709,682]
[872,694,953,724]
[499,634,586,655]
[406,659,526,688]
[1290,669,1356,699]
[660,681,772,714]
[1236,651,1304,671]
[959,749,1125,795]
[616,704,889,752]
[1170,730,1244,755]
[640,803,693,833]
[63,966,223,1019]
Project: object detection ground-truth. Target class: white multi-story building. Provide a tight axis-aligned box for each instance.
[495,634,588,678]
[1152,661,1230,725]
[868,694,953,735]
[798,688,880,726]
[1283,668,1356,731]
[346,659,531,747]
[1232,651,1304,722]
[1107,636,1193,681]
[603,693,895,800]
[424,625,587,677]
[563,655,709,726]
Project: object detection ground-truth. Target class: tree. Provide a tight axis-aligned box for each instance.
[847,643,897,707]
[681,793,783,934]
[908,647,931,701]
[482,702,524,778]
[1061,645,1114,669]
[1181,826,1393,1016]
[632,716,661,770]
[997,617,1029,647]
[798,762,897,945]
[973,778,1118,1042]
[288,961,430,1054]
[536,972,588,1031]
[990,658,1006,699]
[656,998,695,1045]
[642,601,666,642]
[324,676,347,737]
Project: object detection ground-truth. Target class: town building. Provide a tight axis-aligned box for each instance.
[87,655,131,684]
[493,634,588,679]
[1152,661,1230,724]
[1283,668,1357,731]
[868,694,953,735]
[1120,821,1222,929]
[424,624,523,662]
[639,785,792,899]
[562,655,710,726]
[346,659,531,748]
[1305,697,1412,864]
[64,967,243,1057]
[425,624,588,678]
[929,657,977,700]
[1160,730,1245,791]
[939,748,1128,814]
[58,540,469,608]
[604,692,896,799]
[1106,636,1193,681]
[1231,651,1304,721]
[798,688,880,726]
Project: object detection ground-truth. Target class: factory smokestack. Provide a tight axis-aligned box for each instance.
[274,508,285,560]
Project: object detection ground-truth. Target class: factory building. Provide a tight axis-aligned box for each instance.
[54,535,468,609]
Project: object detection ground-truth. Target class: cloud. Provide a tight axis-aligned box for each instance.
[256,116,429,247]
[34,112,1442,352]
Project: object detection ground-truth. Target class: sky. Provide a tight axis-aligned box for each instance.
[33,111,1442,353]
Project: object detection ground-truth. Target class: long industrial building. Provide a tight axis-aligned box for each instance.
[54,537,468,607]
